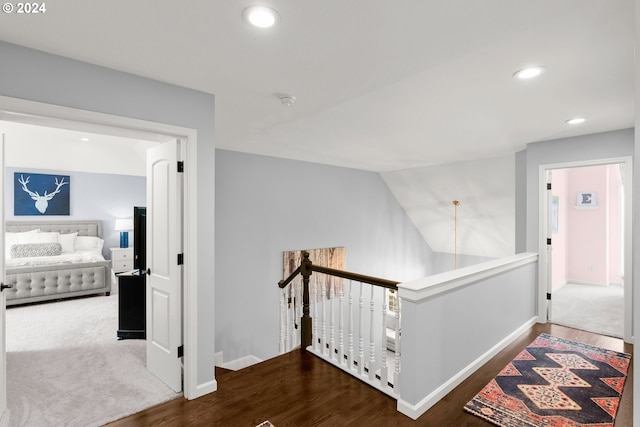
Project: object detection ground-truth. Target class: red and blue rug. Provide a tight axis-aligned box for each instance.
[464,334,631,427]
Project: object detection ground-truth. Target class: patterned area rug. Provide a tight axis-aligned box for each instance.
[464,334,631,427]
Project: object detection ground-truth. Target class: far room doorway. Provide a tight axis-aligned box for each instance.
[540,157,632,342]
[0,96,198,421]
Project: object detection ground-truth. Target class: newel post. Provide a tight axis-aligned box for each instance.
[300,251,313,351]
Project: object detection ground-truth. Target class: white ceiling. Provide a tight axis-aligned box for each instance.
[0,121,157,176]
[0,0,634,172]
[0,1,634,258]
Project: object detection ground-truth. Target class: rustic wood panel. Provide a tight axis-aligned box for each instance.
[283,247,345,299]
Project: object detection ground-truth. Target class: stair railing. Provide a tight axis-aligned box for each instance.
[278,251,401,397]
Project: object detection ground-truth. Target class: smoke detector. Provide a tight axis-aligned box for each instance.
[279,95,296,106]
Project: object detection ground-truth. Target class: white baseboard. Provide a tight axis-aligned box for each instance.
[187,379,218,400]
[221,355,263,371]
[397,316,538,420]
[553,281,568,291]
[214,351,224,366]
[567,279,607,287]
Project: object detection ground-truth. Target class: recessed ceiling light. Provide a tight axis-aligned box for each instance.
[243,6,280,28]
[565,117,586,125]
[513,66,546,80]
[80,137,90,142]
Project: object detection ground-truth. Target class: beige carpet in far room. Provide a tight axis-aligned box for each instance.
[551,283,624,338]
[0,282,180,427]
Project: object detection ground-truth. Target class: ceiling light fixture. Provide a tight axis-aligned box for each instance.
[565,117,586,125]
[243,6,280,28]
[513,66,546,80]
[80,137,90,142]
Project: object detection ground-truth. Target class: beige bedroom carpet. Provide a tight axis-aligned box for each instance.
[0,285,180,427]
[551,283,624,338]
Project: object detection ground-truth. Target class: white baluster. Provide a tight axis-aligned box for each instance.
[357,281,364,375]
[394,293,401,390]
[297,277,303,348]
[321,275,327,355]
[284,284,291,352]
[368,285,375,381]
[338,278,345,365]
[329,277,336,361]
[312,274,319,352]
[347,279,354,369]
[279,286,285,354]
[380,288,388,387]
[291,279,298,349]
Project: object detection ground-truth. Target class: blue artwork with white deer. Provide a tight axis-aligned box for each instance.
[14,172,70,216]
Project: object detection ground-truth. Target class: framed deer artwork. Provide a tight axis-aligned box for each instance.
[14,172,70,216]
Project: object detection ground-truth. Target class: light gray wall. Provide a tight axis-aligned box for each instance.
[634,0,639,420]
[0,41,216,387]
[430,252,494,273]
[215,149,434,362]
[5,167,146,254]
[522,129,634,252]
[515,149,527,253]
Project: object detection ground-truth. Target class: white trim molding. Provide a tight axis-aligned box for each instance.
[221,355,263,371]
[398,252,538,302]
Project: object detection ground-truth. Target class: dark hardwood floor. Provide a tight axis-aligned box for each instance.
[107,323,633,427]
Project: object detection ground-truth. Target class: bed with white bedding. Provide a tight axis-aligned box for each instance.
[4,220,112,306]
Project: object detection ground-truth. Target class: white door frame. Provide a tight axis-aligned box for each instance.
[0,133,6,413]
[0,95,203,399]
[538,156,633,343]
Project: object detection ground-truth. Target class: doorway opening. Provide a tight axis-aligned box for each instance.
[538,157,633,343]
[0,95,201,418]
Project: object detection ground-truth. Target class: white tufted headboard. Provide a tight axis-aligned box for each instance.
[6,220,103,238]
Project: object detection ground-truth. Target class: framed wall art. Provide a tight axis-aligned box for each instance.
[576,191,597,207]
[14,172,70,216]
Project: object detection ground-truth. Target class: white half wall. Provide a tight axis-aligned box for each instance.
[397,253,538,419]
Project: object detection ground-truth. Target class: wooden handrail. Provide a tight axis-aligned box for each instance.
[310,265,399,290]
[278,251,399,352]
[278,265,301,289]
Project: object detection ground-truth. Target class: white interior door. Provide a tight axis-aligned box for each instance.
[0,134,6,412]
[146,139,183,392]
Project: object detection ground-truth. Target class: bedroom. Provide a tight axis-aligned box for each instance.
[0,119,180,424]
[2,120,150,299]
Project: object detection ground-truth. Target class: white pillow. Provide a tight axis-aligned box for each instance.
[5,229,39,256]
[74,236,104,253]
[19,232,59,244]
[57,232,78,253]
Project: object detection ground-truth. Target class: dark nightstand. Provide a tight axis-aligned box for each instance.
[117,271,146,340]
